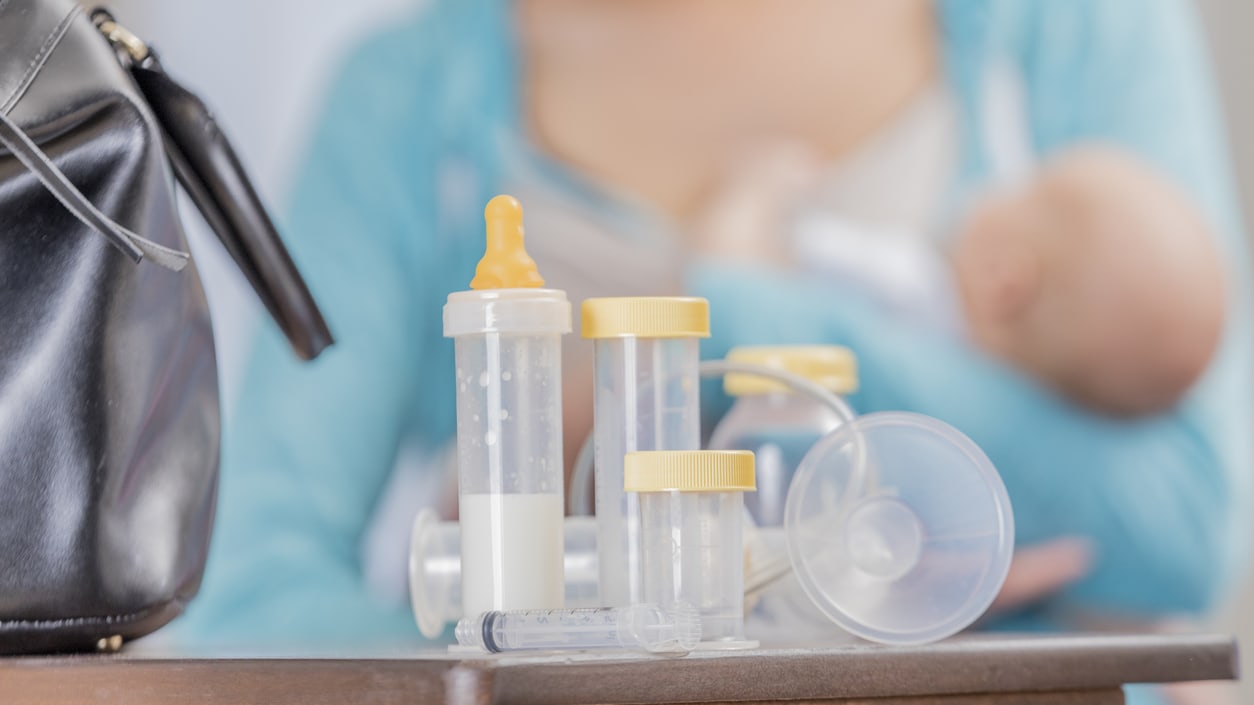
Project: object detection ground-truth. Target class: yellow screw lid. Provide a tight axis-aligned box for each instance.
[724,345,858,397]
[581,297,710,339]
[624,450,755,493]
[470,195,546,290]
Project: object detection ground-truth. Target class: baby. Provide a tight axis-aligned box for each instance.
[694,145,1227,417]
[950,147,1226,415]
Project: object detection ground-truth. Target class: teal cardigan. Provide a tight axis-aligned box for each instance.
[177,0,1252,644]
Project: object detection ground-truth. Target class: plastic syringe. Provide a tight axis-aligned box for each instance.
[455,603,701,654]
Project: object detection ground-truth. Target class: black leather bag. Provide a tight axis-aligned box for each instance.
[0,0,332,654]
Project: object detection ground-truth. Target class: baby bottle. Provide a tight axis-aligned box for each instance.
[443,195,570,616]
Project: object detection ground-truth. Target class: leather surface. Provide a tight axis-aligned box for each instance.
[0,0,218,653]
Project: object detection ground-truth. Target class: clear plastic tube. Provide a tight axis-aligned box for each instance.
[592,336,700,606]
[455,603,701,654]
[639,490,750,647]
[582,298,707,607]
[627,450,757,650]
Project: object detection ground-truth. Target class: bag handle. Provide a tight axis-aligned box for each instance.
[93,10,334,360]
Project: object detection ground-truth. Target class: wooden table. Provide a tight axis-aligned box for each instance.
[0,633,1237,705]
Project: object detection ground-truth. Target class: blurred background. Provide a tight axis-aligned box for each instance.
[109,0,1254,693]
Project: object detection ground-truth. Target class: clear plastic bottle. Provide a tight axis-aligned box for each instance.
[625,450,757,649]
[581,297,708,607]
[443,195,570,615]
[709,345,857,528]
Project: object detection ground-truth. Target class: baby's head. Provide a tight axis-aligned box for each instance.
[953,147,1226,416]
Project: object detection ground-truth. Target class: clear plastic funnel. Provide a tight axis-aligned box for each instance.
[784,412,1013,645]
[409,509,599,639]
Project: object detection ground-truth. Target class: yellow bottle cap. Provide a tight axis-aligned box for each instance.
[581,297,710,339]
[624,450,756,493]
[469,195,546,290]
[724,345,858,397]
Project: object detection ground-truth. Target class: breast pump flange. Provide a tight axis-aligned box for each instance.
[782,410,1013,645]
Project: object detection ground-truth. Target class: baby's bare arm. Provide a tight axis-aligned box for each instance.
[955,147,1227,416]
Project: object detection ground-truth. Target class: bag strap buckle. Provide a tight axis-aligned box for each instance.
[90,11,150,65]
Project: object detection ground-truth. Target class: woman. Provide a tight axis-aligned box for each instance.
[178,0,1250,671]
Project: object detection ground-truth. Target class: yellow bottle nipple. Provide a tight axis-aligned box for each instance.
[470,195,546,290]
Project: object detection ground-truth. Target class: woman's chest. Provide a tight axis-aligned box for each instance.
[520,1,940,219]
